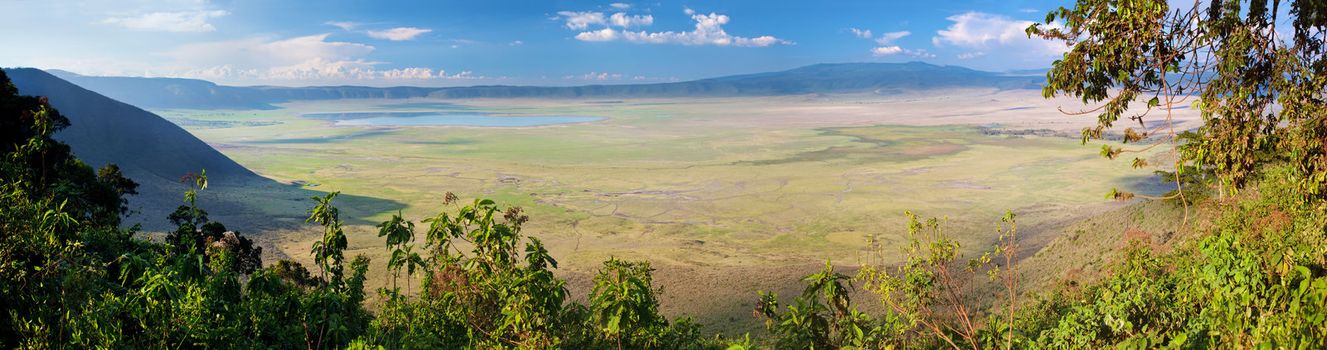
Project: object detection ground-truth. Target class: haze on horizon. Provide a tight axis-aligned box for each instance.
[0,0,1069,87]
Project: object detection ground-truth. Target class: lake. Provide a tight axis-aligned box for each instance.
[303,111,602,127]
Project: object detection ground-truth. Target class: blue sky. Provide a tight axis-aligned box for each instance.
[0,0,1071,87]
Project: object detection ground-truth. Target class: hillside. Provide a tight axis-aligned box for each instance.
[47,62,1041,110]
[7,68,257,183]
[6,68,402,230]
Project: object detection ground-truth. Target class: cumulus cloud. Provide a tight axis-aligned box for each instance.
[851,28,921,58]
[850,28,873,39]
[573,10,789,47]
[871,46,902,56]
[381,67,436,79]
[366,27,432,41]
[575,28,618,41]
[558,11,607,30]
[930,12,1066,63]
[441,70,481,79]
[875,30,910,45]
[101,10,228,32]
[872,45,935,58]
[933,12,1062,51]
[610,3,631,9]
[326,21,358,30]
[509,40,524,46]
[610,12,653,27]
[560,11,651,29]
[933,12,1029,47]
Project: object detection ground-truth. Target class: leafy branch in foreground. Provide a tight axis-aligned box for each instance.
[1029,0,1327,220]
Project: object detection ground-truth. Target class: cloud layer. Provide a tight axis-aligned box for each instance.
[101,10,229,32]
[157,34,471,82]
[366,27,432,41]
[932,12,1065,58]
[566,10,789,47]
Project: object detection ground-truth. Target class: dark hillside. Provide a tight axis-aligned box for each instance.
[5,68,402,230]
[7,68,257,183]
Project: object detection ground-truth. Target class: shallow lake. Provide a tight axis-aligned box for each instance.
[303,111,602,127]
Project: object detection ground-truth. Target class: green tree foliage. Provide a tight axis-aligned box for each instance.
[756,261,894,349]
[355,197,725,349]
[1015,165,1327,348]
[584,258,709,350]
[0,69,377,349]
[1029,0,1327,200]
[4,1,1326,347]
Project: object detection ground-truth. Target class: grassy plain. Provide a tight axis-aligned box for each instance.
[152,88,1193,334]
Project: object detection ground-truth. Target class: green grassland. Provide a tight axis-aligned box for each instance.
[153,95,1160,334]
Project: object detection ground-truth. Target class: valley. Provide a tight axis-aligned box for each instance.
[151,88,1194,334]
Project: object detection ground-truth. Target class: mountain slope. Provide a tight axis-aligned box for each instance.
[49,62,1042,110]
[7,68,257,183]
[7,68,406,232]
[7,68,283,230]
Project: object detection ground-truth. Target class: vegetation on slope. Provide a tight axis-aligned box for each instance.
[1,0,1325,348]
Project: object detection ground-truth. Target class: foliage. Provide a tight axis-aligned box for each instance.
[3,1,1327,347]
[756,261,895,349]
[356,196,728,349]
[0,68,376,349]
[1018,165,1327,348]
[1029,0,1327,201]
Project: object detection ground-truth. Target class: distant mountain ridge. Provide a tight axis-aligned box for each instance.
[45,62,1042,110]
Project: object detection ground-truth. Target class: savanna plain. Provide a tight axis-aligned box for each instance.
[150,88,1193,334]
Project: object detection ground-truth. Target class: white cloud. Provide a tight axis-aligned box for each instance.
[366,27,432,41]
[851,29,921,58]
[101,10,228,32]
[566,72,624,81]
[167,34,375,68]
[610,13,654,27]
[558,11,607,30]
[326,21,358,30]
[871,46,903,56]
[932,12,1066,60]
[683,7,696,15]
[575,11,789,47]
[509,40,524,46]
[158,34,468,83]
[381,67,436,79]
[610,3,631,9]
[875,30,910,45]
[850,28,873,39]
[933,12,1030,47]
[263,58,381,80]
[957,51,986,59]
[441,70,481,79]
[872,45,935,58]
[575,28,618,41]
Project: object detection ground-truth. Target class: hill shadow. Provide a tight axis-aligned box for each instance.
[118,174,407,234]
